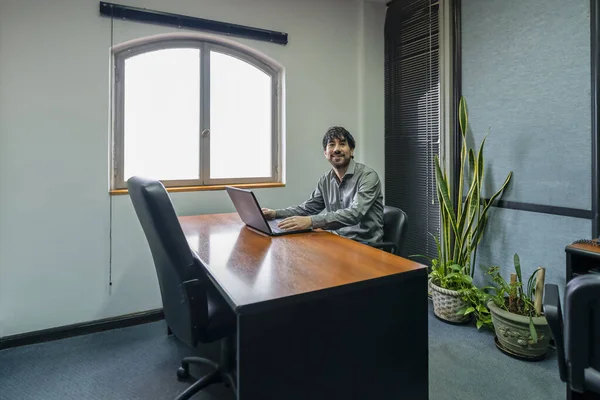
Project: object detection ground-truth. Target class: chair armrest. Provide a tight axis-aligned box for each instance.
[585,369,600,395]
[543,283,567,382]
[370,241,397,254]
[183,278,209,323]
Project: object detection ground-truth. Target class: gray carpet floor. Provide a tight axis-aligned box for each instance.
[0,301,563,400]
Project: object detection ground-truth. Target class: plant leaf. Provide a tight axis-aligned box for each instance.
[527,268,538,303]
[434,156,457,225]
[456,149,477,258]
[472,171,513,235]
[514,253,522,284]
[468,147,476,188]
[435,157,460,260]
[409,254,434,263]
[457,149,481,268]
[473,214,488,245]
[529,317,538,343]
[476,304,488,313]
[476,135,487,192]
[514,253,525,302]
[459,96,468,138]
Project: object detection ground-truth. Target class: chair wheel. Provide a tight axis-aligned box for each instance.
[177,366,189,380]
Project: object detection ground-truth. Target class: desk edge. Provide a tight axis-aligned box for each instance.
[235,267,428,315]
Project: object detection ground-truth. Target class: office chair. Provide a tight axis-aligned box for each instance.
[127,176,237,400]
[371,205,408,255]
[544,275,600,399]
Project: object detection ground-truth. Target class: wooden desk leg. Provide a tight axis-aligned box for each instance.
[236,271,428,400]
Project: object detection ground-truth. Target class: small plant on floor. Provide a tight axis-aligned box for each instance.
[487,254,545,340]
[428,258,493,328]
[485,253,551,359]
[457,283,495,330]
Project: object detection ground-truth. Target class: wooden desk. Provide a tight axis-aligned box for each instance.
[180,213,429,400]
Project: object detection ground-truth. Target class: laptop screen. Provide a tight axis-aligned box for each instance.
[225,187,272,234]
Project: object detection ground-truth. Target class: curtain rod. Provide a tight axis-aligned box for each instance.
[99,2,288,45]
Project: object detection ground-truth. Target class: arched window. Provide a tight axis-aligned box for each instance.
[110,33,284,191]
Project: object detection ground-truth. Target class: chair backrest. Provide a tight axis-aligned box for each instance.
[564,274,600,394]
[383,205,408,255]
[127,176,208,347]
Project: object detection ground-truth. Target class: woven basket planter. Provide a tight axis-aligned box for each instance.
[429,280,470,324]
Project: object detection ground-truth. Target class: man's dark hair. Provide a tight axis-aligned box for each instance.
[322,126,356,156]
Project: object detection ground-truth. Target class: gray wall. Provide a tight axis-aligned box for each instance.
[0,0,386,337]
[462,0,592,290]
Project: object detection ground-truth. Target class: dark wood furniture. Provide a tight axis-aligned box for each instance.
[566,240,600,282]
[179,213,429,400]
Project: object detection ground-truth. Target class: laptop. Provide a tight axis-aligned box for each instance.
[225,186,312,236]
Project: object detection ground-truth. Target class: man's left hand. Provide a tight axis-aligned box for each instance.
[278,216,312,231]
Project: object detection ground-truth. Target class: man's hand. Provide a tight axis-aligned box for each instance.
[278,216,312,231]
[262,208,276,220]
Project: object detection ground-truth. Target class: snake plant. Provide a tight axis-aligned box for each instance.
[431,96,513,289]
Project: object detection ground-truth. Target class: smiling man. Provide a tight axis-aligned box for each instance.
[262,126,384,244]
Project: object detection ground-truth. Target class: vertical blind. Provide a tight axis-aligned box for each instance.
[384,0,440,262]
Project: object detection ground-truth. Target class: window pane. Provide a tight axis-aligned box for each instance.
[124,48,200,181]
[210,51,272,179]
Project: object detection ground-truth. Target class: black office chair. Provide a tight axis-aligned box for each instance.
[371,205,408,255]
[544,275,600,399]
[127,176,237,400]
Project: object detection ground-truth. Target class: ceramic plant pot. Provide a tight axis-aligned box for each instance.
[488,300,551,360]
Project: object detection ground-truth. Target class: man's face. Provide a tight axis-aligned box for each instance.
[324,137,353,169]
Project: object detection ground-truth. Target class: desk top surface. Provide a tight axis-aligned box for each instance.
[179,213,427,310]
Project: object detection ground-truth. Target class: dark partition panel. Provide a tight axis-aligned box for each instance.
[385,0,441,261]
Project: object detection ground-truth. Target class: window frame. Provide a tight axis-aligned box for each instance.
[110,33,284,191]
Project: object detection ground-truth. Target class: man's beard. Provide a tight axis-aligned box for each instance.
[330,154,350,168]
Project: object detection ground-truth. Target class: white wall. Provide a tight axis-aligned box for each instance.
[357,1,386,194]
[0,0,385,337]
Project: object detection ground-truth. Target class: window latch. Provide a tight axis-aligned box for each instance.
[201,129,210,137]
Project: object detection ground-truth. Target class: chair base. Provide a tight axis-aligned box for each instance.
[174,337,236,400]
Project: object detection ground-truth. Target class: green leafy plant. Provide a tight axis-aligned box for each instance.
[486,253,546,341]
[458,284,495,330]
[432,96,513,287]
[426,254,494,328]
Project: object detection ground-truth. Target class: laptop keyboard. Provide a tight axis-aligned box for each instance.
[268,220,284,233]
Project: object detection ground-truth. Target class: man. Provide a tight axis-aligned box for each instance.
[262,126,384,244]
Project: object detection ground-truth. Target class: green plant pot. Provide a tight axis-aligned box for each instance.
[429,280,470,324]
[487,300,551,360]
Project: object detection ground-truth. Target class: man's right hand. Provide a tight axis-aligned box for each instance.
[262,208,276,220]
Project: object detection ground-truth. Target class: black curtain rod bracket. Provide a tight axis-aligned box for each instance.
[99,2,288,45]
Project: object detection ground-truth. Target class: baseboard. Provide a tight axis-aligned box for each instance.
[0,309,164,351]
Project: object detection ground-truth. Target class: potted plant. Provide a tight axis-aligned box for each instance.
[427,96,512,324]
[486,253,551,360]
